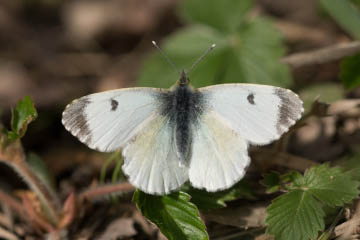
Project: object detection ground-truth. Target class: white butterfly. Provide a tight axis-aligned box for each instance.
[62,44,303,195]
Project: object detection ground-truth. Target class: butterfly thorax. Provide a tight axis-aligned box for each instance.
[159,73,204,165]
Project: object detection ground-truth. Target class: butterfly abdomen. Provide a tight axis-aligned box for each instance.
[159,84,204,164]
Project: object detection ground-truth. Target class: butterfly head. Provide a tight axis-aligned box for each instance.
[178,70,190,86]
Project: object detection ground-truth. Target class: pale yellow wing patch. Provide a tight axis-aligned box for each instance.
[189,111,250,192]
[122,114,189,195]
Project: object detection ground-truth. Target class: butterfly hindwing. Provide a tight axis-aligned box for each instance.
[62,88,164,152]
[122,114,189,194]
[189,111,250,191]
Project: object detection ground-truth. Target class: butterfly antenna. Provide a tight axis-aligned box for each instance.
[152,41,181,75]
[188,43,216,74]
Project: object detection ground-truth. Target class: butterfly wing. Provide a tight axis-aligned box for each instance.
[122,114,188,194]
[62,87,188,194]
[62,87,164,152]
[189,111,250,191]
[199,84,304,145]
[188,84,303,191]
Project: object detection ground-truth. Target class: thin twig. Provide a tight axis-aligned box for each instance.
[78,182,135,202]
[275,21,330,45]
[281,41,360,68]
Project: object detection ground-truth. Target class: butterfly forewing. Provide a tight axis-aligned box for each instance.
[62,88,163,152]
[198,84,304,145]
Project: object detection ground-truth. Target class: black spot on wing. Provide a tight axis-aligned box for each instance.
[247,93,255,105]
[111,98,118,111]
[274,88,303,135]
[62,97,92,144]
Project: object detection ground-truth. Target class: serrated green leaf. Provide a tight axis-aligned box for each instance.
[340,54,360,89]
[138,20,291,88]
[266,165,359,240]
[180,0,252,33]
[183,181,255,210]
[337,152,360,181]
[138,25,225,88]
[346,167,360,181]
[320,0,360,39]
[266,190,325,240]
[9,96,37,140]
[133,190,208,240]
[304,164,359,206]
[231,17,291,87]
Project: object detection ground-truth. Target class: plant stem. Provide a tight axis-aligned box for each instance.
[79,182,134,202]
[0,140,60,225]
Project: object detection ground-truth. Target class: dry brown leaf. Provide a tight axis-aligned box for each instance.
[255,234,275,240]
[204,202,267,229]
[97,218,136,240]
[335,200,360,240]
[328,99,360,117]
[251,149,316,172]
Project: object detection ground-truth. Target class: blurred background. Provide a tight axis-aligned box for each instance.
[0,0,358,154]
[1,0,360,239]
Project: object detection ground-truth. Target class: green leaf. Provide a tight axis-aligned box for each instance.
[183,181,255,210]
[266,190,325,240]
[27,152,56,193]
[231,17,291,87]
[133,190,208,240]
[340,54,360,89]
[320,0,360,39]
[138,20,291,88]
[180,0,253,33]
[337,152,360,181]
[351,0,360,7]
[262,171,304,193]
[346,167,360,182]
[138,25,226,89]
[265,165,359,240]
[261,172,281,193]
[284,171,304,188]
[304,164,359,207]
[9,96,37,140]
[138,0,291,88]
